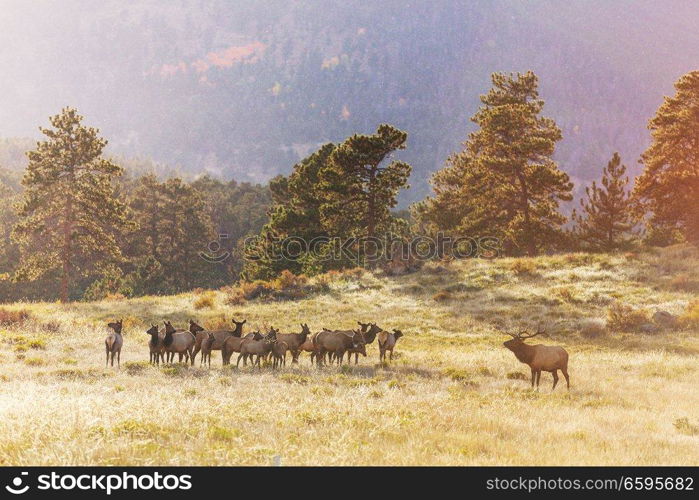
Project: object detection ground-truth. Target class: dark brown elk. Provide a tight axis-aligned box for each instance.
[105,319,123,367]
[237,328,278,369]
[275,323,310,363]
[146,324,164,365]
[313,329,366,366]
[221,331,264,365]
[200,332,216,368]
[503,328,570,390]
[345,322,382,364]
[190,318,246,365]
[377,329,403,362]
[271,340,288,369]
[163,321,195,365]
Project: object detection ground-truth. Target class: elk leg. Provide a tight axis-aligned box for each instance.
[191,345,201,366]
[562,369,570,390]
[117,351,121,368]
[389,349,394,361]
[106,347,109,367]
[536,370,541,388]
[552,370,559,390]
[530,367,536,388]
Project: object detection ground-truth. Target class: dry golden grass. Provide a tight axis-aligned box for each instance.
[0,246,697,465]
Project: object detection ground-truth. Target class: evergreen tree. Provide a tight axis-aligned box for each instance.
[416,72,572,255]
[320,124,411,242]
[634,71,699,244]
[125,176,216,293]
[12,108,130,302]
[571,152,635,251]
[243,144,335,279]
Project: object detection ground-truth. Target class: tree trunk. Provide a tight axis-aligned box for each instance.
[61,196,73,303]
[366,166,377,268]
[515,170,536,256]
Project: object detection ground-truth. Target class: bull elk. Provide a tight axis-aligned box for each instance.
[502,328,570,390]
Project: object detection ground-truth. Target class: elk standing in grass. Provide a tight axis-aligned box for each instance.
[271,340,289,369]
[200,332,216,368]
[163,321,195,364]
[276,323,310,363]
[345,322,382,364]
[237,328,278,369]
[105,319,123,367]
[222,331,264,365]
[146,324,164,365]
[190,318,246,365]
[503,328,570,390]
[377,329,403,362]
[313,329,366,366]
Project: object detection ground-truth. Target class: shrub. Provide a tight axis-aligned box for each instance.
[104,293,127,301]
[193,291,216,309]
[606,302,650,331]
[239,280,272,300]
[510,259,539,277]
[554,286,578,303]
[272,270,308,290]
[124,361,149,375]
[673,418,699,436]
[580,319,607,338]
[669,274,699,292]
[433,290,452,302]
[0,308,30,327]
[680,301,699,328]
[506,371,528,380]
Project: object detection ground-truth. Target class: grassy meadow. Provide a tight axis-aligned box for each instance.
[0,246,698,465]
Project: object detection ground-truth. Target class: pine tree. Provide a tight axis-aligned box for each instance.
[633,71,699,244]
[125,176,216,293]
[243,144,335,279]
[571,153,635,251]
[415,72,572,255]
[12,108,130,302]
[320,124,411,242]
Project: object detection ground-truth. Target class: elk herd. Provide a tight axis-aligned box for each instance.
[104,319,570,390]
[105,318,405,370]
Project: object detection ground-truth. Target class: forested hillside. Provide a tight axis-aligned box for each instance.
[1,1,698,203]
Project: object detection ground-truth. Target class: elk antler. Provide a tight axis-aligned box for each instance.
[517,326,545,340]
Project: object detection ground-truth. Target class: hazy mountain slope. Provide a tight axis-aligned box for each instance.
[0,0,697,204]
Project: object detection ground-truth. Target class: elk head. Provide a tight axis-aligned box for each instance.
[107,319,123,334]
[146,324,159,336]
[232,318,247,337]
[189,319,205,334]
[300,323,311,336]
[503,327,545,352]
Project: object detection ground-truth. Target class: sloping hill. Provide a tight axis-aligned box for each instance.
[0,248,697,465]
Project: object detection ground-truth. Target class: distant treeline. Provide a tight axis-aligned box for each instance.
[1,70,697,302]
[0,143,270,302]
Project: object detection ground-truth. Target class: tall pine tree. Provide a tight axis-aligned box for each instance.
[243,144,335,279]
[416,72,572,255]
[320,124,411,241]
[634,70,699,244]
[12,108,129,302]
[572,152,635,251]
